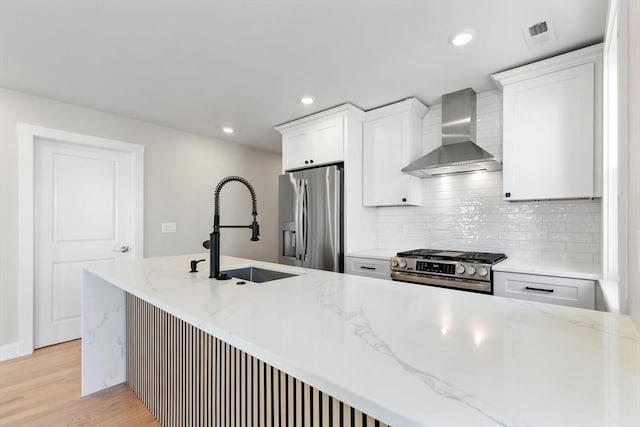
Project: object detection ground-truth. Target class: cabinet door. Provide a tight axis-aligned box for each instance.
[282,130,310,171]
[309,117,344,166]
[363,116,420,206]
[503,63,594,200]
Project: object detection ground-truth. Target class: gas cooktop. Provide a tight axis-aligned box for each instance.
[395,249,507,264]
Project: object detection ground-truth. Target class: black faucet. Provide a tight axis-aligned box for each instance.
[202,176,259,280]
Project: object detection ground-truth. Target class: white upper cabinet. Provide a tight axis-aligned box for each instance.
[492,44,603,201]
[281,128,309,170]
[309,117,344,166]
[277,110,350,171]
[363,98,428,206]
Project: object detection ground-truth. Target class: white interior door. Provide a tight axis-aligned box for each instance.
[34,137,134,348]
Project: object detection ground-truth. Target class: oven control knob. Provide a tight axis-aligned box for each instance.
[391,259,399,267]
[456,265,465,274]
[478,267,488,277]
[467,265,476,275]
[399,260,407,269]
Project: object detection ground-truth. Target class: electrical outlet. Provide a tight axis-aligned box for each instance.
[161,222,177,233]
[536,225,548,240]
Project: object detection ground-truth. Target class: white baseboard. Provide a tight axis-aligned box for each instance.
[0,342,20,362]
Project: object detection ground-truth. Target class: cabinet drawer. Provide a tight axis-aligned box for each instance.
[345,257,391,279]
[494,272,595,309]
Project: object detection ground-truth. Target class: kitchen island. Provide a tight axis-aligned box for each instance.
[82,254,640,427]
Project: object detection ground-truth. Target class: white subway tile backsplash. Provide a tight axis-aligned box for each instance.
[539,204,568,213]
[483,223,521,232]
[541,251,567,262]
[546,223,568,232]
[566,243,600,253]
[519,240,567,252]
[505,249,544,259]
[548,232,594,243]
[567,202,602,213]
[483,239,520,249]
[566,223,600,233]
[376,89,601,264]
[504,213,544,222]
[566,252,599,263]
[543,213,594,223]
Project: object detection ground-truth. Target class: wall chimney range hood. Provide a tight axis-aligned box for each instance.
[401,88,502,178]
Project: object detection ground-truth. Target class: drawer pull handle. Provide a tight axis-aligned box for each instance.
[525,286,554,293]
[360,266,376,271]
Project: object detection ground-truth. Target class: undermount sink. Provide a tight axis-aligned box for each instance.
[221,266,299,283]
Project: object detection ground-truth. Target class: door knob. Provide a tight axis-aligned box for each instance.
[115,246,130,253]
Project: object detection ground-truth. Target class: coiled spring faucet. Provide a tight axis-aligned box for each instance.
[203,176,259,279]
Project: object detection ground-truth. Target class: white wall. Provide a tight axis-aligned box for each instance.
[377,91,602,263]
[623,0,640,328]
[0,88,281,346]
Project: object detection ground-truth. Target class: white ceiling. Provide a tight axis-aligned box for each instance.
[0,0,607,152]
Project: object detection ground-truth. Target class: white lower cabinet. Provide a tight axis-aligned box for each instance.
[345,256,391,280]
[494,272,595,309]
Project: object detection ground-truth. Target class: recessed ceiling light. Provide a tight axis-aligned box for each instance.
[450,32,473,46]
[300,96,315,105]
[222,126,234,134]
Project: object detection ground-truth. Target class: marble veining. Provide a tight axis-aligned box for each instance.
[81,269,126,396]
[82,254,640,426]
[314,282,520,427]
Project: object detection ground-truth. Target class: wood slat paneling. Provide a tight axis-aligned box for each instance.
[126,293,386,426]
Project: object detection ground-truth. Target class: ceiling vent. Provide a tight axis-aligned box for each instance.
[521,20,557,49]
[528,21,548,37]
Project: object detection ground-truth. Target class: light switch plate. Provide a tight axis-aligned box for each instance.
[162,222,177,233]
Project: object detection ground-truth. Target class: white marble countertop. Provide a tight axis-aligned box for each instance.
[493,257,602,280]
[85,254,640,427]
[346,248,399,260]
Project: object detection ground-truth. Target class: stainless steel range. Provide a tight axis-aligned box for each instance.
[390,249,507,294]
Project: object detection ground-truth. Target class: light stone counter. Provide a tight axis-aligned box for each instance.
[82,253,640,427]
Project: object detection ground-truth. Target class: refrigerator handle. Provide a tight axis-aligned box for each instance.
[303,178,309,261]
[296,179,303,263]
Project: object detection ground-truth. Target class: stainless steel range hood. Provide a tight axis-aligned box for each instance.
[401,88,502,178]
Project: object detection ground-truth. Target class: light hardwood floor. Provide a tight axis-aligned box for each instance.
[0,340,159,426]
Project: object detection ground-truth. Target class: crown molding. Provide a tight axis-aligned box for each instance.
[364,97,429,122]
[274,103,366,133]
[491,43,604,89]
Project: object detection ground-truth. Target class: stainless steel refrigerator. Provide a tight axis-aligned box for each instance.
[278,165,342,272]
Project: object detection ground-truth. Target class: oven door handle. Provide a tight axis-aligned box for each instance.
[390,271,491,294]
